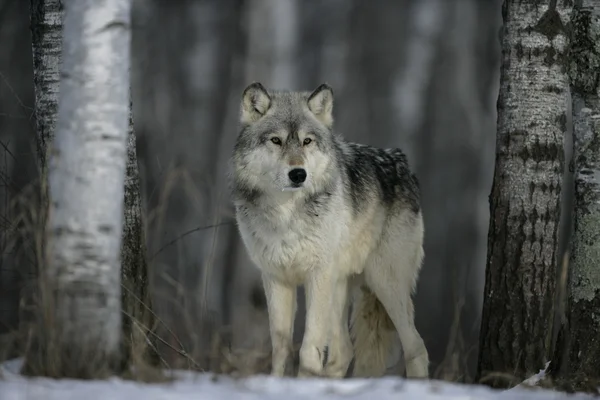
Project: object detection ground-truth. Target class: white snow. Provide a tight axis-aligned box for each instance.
[0,358,595,400]
[515,361,550,388]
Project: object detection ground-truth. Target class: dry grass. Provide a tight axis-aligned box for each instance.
[0,170,485,384]
[0,61,484,384]
[0,150,593,398]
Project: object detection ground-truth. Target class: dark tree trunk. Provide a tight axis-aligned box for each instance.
[564,0,600,381]
[29,0,62,167]
[477,0,570,387]
[19,0,63,373]
[120,103,160,370]
[550,1,600,389]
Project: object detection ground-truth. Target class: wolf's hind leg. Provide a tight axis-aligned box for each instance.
[367,254,429,378]
[263,275,297,376]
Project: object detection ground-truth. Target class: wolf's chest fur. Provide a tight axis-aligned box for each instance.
[236,195,338,284]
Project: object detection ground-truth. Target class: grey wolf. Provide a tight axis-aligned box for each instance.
[230,82,429,379]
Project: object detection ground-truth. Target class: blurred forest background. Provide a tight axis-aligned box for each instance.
[0,0,509,382]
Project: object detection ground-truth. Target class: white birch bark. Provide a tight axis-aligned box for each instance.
[41,0,131,377]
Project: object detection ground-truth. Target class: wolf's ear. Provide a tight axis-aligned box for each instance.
[307,83,334,128]
[241,82,271,124]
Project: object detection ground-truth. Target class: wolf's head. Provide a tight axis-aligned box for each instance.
[232,83,338,196]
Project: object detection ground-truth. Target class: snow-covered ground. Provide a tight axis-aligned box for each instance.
[0,358,594,400]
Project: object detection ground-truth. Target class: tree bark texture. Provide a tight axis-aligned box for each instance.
[563,0,600,381]
[17,0,64,366]
[29,0,131,378]
[30,0,62,166]
[477,0,570,387]
[120,100,158,368]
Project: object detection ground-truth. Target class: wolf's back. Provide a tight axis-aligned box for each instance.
[339,143,420,216]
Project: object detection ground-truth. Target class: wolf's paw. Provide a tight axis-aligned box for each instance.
[298,342,351,378]
[298,343,328,378]
[405,347,429,379]
[323,340,352,378]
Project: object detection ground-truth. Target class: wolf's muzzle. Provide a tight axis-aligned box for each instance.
[288,168,307,184]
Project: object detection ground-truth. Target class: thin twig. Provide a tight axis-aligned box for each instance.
[0,139,16,162]
[149,221,234,261]
[120,283,188,354]
[121,309,202,370]
[0,70,34,113]
[129,319,171,370]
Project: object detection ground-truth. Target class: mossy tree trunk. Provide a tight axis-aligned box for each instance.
[551,0,600,387]
[477,0,570,387]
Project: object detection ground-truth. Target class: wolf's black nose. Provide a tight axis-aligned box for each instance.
[288,168,307,184]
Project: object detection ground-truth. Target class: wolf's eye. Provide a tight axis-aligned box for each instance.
[303,138,312,146]
[270,137,282,145]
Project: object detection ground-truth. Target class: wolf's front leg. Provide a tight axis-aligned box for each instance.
[324,279,353,378]
[262,275,297,377]
[299,271,351,378]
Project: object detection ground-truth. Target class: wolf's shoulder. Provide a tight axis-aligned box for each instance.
[339,141,420,213]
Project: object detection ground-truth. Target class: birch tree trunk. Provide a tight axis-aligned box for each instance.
[24,0,152,373]
[24,0,131,378]
[552,1,600,385]
[477,0,570,387]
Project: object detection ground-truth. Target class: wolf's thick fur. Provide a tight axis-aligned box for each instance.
[230,83,429,379]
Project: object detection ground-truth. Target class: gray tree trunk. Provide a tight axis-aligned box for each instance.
[120,101,158,368]
[23,0,131,378]
[565,0,600,381]
[477,0,570,387]
[18,0,64,363]
[551,0,600,387]
[30,0,62,167]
